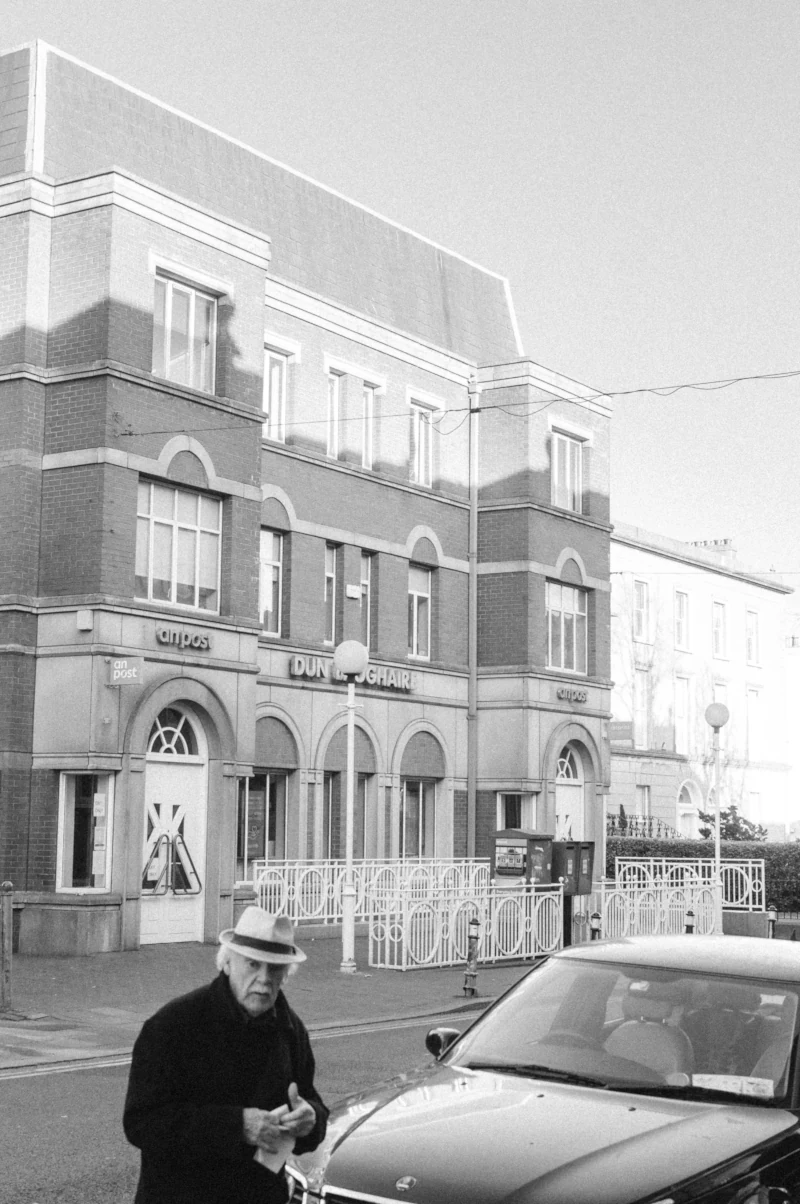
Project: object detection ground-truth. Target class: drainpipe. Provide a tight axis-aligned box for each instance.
[467,378,481,857]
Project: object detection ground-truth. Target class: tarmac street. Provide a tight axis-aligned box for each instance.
[0,934,533,1072]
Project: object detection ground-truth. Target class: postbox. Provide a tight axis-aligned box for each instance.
[492,831,553,887]
[552,840,595,896]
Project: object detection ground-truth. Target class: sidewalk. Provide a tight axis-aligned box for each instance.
[0,934,533,1072]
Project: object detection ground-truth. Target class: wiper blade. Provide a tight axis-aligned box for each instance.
[464,1061,609,1088]
[606,1083,771,1104]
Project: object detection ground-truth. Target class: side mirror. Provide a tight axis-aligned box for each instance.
[425,1027,461,1059]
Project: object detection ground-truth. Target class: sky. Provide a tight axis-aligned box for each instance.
[4,0,800,580]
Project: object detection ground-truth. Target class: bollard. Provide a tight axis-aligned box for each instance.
[590,911,602,940]
[0,881,13,1012]
[767,904,778,939]
[463,916,479,996]
[684,908,695,935]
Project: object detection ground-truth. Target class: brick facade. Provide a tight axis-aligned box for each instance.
[0,43,612,954]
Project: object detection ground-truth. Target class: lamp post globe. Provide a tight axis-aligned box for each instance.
[333,640,369,679]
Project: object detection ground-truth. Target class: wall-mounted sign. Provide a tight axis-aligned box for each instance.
[557,686,588,703]
[107,656,145,686]
[289,655,416,692]
[156,626,212,651]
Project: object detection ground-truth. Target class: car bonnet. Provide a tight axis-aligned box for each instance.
[303,1063,797,1204]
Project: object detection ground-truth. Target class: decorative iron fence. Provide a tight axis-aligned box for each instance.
[253,858,491,926]
[368,882,564,970]
[614,857,764,911]
[607,814,683,839]
[573,880,720,942]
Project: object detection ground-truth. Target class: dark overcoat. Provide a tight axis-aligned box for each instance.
[123,973,328,1204]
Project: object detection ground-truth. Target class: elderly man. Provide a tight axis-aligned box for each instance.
[123,908,328,1204]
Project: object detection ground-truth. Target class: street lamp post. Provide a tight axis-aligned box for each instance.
[332,640,369,974]
[704,702,730,932]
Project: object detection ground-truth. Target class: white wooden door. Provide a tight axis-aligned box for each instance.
[141,758,207,943]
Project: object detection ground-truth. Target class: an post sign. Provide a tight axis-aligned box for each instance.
[289,655,417,692]
[107,656,145,687]
[557,686,587,703]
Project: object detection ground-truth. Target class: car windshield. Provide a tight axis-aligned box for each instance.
[448,956,798,1105]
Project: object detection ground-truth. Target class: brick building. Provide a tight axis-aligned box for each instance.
[0,42,612,954]
[609,525,792,837]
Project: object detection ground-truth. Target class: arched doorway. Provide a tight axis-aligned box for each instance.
[323,726,377,860]
[555,744,585,840]
[677,780,702,837]
[141,706,208,943]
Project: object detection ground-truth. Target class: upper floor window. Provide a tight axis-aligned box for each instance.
[153,275,216,393]
[633,668,649,749]
[546,582,587,674]
[360,552,373,650]
[410,401,434,486]
[259,529,283,636]
[633,580,650,641]
[675,590,689,649]
[135,481,221,612]
[263,349,288,441]
[324,544,338,644]
[408,565,431,659]
[327,373,341,458]
[712,601,727,658]
[362,384,376,469]
[746,609,760,665]
[551,430,583,513]
[674,675,690,755]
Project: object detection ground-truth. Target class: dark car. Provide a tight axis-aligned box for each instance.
[288,935,800,1204]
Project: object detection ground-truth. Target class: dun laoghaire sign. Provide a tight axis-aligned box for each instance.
[289,655,417,692]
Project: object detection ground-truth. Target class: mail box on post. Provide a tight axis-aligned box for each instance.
[492,831,553,887]
[578,841,595,894]
[552,840,595,896]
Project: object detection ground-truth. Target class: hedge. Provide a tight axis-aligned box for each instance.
[605,837,800,912]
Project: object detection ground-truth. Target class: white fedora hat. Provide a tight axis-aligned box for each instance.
[219,907,306,965]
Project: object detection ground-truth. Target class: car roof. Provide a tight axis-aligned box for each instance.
[556,935,800,982]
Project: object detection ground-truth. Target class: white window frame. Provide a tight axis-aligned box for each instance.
[634,784,651,818]
[496,792,534,830]
[410,400,435,486]
[674,675,690,755]
[324,544,337,644]
[408,564,431,660]
[263,349,289,441]
[546,582,588,674]
[633,668,649,749]
[747,687,762,762]
[400,779,436,859]
[746,609,760,665]
[360,551,372,650]
[633,579,650,642]
[259,529,283,636]
[551,429,584,513]
[362,383,376,470]
[152,273,217,393]
[56,772,115,893]
[675,590,689,650]
[135,481,222,614]
[327,372,341,459]
[712,601,727,658]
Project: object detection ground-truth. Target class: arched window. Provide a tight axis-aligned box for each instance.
[148,708,199,756]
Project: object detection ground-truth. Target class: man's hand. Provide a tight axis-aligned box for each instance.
[243,1105,289,1152]
[277,1082,316,1139]
[243,1085,315,1150]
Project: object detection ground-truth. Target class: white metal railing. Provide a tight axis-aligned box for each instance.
[368,882,564,970]
[615,857,765,911]
[253,859,491,925]
[573,881,720,942]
